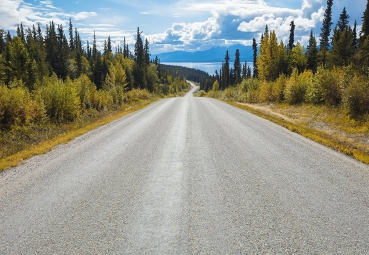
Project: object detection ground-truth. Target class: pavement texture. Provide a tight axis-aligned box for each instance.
[1,83,369,254]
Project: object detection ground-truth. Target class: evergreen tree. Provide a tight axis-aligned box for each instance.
[69,18,74,52]
[223,50,230,88]
[252,38,258,78]
[247,66,252,78]
[234,49,241,84]
[133,27,147,89]
[242,61,247,79]
[360,0,369,46]
[134,27,144,67]
[45,21,58,75]
[0,29,5,54]
[331,27,355,66]
[107,35,112,54]
[55,24,69,79]
[353,20,358,50]
[306,30,318,73]
[288,20,295,51]
[319,0,334,66]
[337,7,349,32]
[144,38,150,66]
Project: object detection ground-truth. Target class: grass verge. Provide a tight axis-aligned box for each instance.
[0,101,153,172]
[223,100,369,165]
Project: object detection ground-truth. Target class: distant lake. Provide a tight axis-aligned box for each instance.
[162,61,254,76]
[162,62,222,76]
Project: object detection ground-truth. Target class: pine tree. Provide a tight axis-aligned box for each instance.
[353,20,358,50]
[144,38,150,65]
[107,35,112,54]
[223,50,230,88]
[133,27,147,89]
[69,18,74,52]
[337,7,349,32]
[0,29,5,54]
[360,0,369,46]
[134,27,144,67]
[234,49,241,84]
[306,30,318,73]
[288,20,295,51]
[252,38,258,78]
[45,21,58,75]
[319,0,334,65]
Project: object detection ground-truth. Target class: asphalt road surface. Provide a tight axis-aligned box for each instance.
[1,83,369,254]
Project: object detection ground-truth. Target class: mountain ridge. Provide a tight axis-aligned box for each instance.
[156,45,253,62]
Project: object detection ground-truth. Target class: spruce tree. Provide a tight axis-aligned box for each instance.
[69,18,74,52]
[353,20,358,50]
[234,49,241,84]
[306,30,318,73]
[337,7,349,32]
[361,0,369,42]
[288,20,295,51]
[319,0,334,65]
[223,50,230,88]
[252,38,258,78]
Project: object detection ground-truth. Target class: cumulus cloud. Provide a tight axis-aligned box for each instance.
[147,0,341,53]
[0,0,96,30]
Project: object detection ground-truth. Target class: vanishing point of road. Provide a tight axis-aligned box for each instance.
[1,83,369,254]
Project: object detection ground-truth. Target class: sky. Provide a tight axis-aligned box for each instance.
[0,0,366,55]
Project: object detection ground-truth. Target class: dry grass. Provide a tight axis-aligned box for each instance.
[225,101,369,165]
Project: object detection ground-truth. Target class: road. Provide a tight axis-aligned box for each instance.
[1,83,369,254]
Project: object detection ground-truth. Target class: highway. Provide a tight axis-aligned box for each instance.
[1,83,369,254]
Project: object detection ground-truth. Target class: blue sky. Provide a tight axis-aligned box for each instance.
[0,0,366,55]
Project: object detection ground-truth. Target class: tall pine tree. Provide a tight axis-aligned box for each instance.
[319,0,334,66]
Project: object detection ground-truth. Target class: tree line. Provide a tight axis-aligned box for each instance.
[0,21,195,129]
[200,0,369,116]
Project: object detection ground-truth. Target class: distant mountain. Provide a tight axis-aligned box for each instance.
[156,45,253,63]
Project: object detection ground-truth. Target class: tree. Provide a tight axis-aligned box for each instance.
[337,7,349,32]
[319,0,334,66]
[306,30,318,73]
[360,0,369,46]
[258,31,279,81]
[223,50,230,89]
[288,20,295,51]
[330,8,354,67]
[353,20,358,51]
[331,27,355,66]
[144,38,150,66]
[134,27,144,68]
[234,49,241,84]
[69,18,74,52]
[252,38,258,78]
[133,27,147,89]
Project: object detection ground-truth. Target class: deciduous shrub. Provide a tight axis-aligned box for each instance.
[37,75,80,122]
[308,67,342,106]
[0,84,44,127]
[343,75,369,116]
[285,69,312,104]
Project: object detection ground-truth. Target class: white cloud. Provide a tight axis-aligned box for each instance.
[0,0,96,30]
[148,0,330,53]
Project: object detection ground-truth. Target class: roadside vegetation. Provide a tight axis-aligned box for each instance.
[0,22,210,171]
[197,0,369,164]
